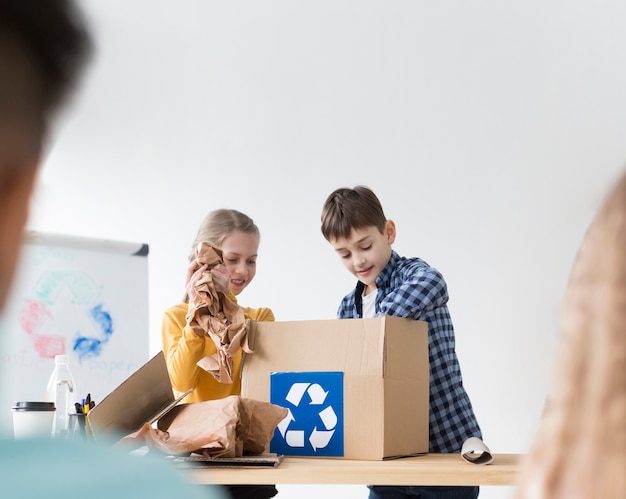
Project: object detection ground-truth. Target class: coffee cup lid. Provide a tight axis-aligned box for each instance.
[12,401,56,411]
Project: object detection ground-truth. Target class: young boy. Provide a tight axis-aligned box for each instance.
[321,185,483,499]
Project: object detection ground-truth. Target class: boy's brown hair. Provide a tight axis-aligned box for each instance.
[321,185,387,241]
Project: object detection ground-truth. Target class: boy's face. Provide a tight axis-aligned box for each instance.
[329,221,396,292]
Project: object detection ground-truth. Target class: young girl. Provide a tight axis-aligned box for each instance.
[162,209,278,498]
[161,209,274,404]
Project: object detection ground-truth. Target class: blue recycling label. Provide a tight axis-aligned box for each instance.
[270,371,344,457]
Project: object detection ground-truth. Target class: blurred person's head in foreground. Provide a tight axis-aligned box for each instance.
[0,0,91,310]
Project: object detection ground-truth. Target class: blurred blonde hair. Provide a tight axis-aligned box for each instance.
[515,171,626,498]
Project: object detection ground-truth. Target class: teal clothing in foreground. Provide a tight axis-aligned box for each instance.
[0,436,228,499]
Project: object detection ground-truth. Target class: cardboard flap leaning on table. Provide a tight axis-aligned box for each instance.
[88,351,189,437]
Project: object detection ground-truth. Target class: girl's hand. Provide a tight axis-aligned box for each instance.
[211,263,231,295]
[185,260,208,302]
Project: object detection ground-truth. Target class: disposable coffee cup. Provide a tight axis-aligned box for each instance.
[11,401,55,439]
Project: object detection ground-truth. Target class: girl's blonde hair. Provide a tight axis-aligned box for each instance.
[188,209,260,262]
[515,171,626,498]
[183,209,260,302]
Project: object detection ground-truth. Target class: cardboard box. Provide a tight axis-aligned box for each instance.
[88,351,191,438]
[241,316,429,460]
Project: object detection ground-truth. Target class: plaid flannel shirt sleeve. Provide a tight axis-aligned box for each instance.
[377,261,448,319]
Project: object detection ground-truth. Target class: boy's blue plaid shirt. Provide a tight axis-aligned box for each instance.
[337,251,482,453]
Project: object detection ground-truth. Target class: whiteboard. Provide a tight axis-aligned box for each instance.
[0,231,150,437]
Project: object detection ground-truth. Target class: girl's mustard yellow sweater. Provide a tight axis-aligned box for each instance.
[161,294,274,403]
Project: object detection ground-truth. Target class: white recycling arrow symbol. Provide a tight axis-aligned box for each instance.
[318,405,337,428]
[285,383,309,406]
[277,408,294,438]
[306,383,328,404]
[309,406,337,451]
[279,382,337,451]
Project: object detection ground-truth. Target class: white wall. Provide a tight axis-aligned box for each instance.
[22,1,626,497]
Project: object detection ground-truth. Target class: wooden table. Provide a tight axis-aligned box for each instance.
[183,454,521,486]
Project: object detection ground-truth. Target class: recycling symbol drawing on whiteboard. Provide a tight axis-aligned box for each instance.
[19,270,114,362]
[270,372,344,457]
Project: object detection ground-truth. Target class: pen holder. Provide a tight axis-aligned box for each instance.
[69,413,93,441]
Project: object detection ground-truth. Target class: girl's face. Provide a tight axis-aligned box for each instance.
[220,230,259,296]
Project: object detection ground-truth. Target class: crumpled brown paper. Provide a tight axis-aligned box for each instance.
[116,396,288,458]
[185,241,252,383]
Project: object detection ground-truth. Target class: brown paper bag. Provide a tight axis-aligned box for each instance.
[116,396,288,458]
